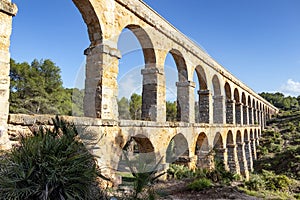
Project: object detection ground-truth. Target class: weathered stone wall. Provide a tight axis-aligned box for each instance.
[0,0,17,150]
[8,113,263,182]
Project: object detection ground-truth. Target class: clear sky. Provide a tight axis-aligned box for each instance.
[10,0,300,98]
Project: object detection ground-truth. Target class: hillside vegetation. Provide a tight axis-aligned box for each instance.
[256,110,300,180]
[233,92,300,199]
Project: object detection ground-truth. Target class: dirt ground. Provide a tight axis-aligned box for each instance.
[154,180,260,200]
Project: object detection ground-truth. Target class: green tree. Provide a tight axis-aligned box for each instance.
[166,101,177,121]
[259,92,299,111]
[10,59,72,115]
[68,88,84,116]
[118,97,130,120]
[129,93,142,120]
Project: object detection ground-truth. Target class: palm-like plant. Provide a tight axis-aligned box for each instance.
[122,151,165,199]
[0,116,103,200]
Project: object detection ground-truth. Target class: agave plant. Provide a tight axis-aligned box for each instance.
[122,150,165,200]
[0,116,104,200]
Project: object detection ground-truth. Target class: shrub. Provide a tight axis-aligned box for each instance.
[187,178,212,191]
[0,117,103,200]
[208,158,235,184]
[245,174,265,191]
[245,171,293,192]
[167,164,195,180]
[269,143,282,153]
[262,170,292,192]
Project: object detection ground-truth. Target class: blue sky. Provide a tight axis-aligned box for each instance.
[10,0,300,98]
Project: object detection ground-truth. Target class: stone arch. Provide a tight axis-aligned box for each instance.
[195,65,207,90]
[195,132,210,152]
[254,129,259,145]
[241,93,248,125]
[213,132,224,149]
[227,131,234,145]
[226,131,240,173]
[256,129,259,138]
[236,130,248,177]
[250,129,254,140]
[241,93,246,105]
[257,102,262,126]
[247,96,251,107]
[123,25,156,65]
[250,129,257,160]
[166,133,189,165]
[213,132,227,168]
[248,96,253,124]
[117,25,157,121]
[72,0,107,118]
[244,130,249,142]
[212,75,221,95]
[234,89,241,124]
[244,130,253,172]
[118,134,156,173]
[195,66,210,123]
[169,49,188,82]
[73,0,102,46]
[225,82,234,124]
[236,131,242,143]
[195,132,211,169]
[234,89,240,103]
[260,102,262,111]
[212,75,224,124]
[253,99,257,124]
[166,49,190,122]
[225,82,232,100]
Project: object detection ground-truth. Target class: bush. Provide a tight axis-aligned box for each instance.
[262,170,292,192]
[0,117,102,200]
[269,143,282,153]
[208,158,235,184]
[245,170,293,192]
[187,178,212,191]
[167,164,195,180]
[245,174,265,191]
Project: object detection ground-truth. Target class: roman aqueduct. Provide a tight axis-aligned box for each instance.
[0,0,278,182]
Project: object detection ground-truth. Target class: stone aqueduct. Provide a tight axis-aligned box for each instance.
[1,0,278,182]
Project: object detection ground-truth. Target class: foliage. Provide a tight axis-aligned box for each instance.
[256,111,300,179]
[244,174,265,191]
[167,159,235,185]
[129,93,142,120]
[166,101,177,122]
[69,88,84,116]
[167,164,197,180]
[207,158,235,184]
[245,110,300,199]
[0,117,103,200]
[259,92,300,111]
[10,59,73,115]
[121,151,165,200]
[118,97,131,120]
[245,170,293,192]
[187,178,212,191]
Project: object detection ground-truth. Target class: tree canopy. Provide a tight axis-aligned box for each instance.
[9,59,76,115]
[259,92,300,111]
